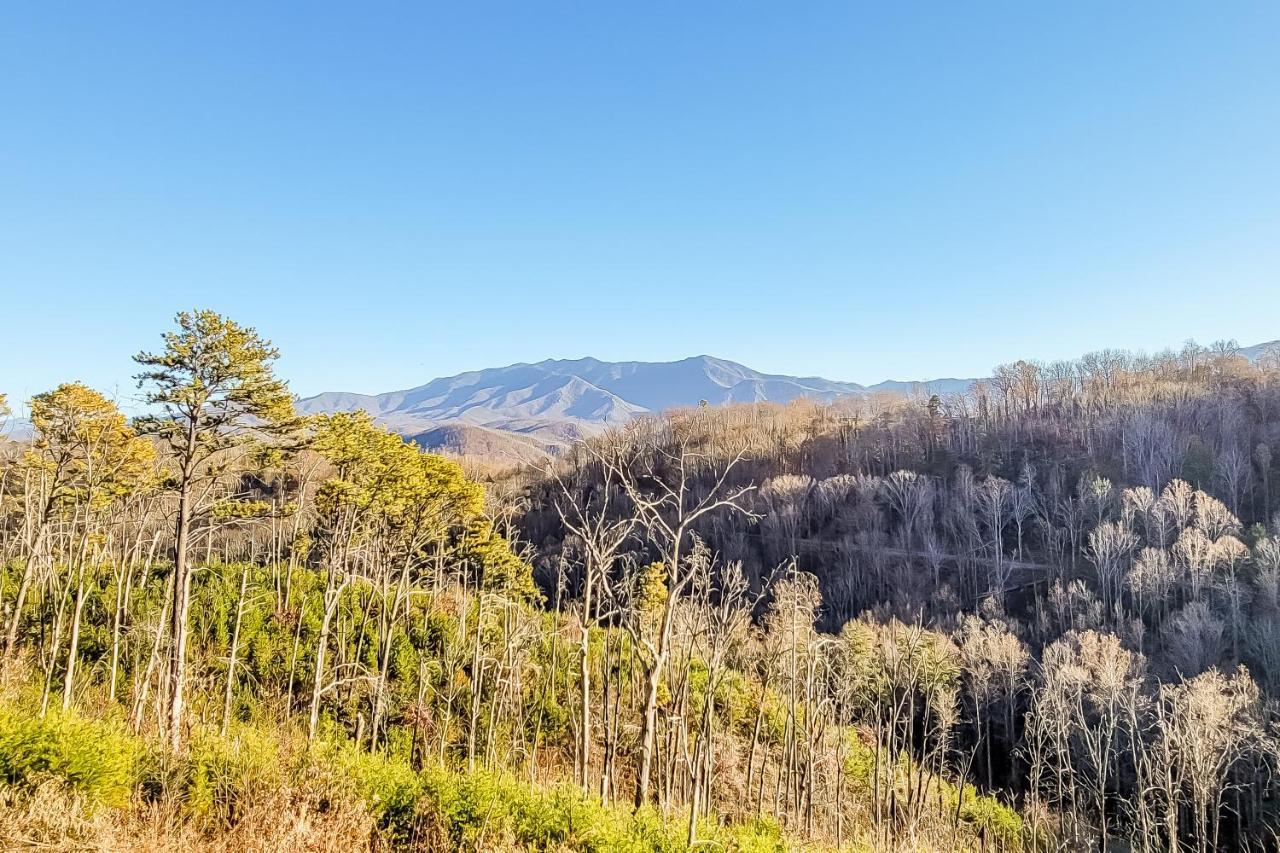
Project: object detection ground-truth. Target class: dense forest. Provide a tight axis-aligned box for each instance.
[1,311,1278,851]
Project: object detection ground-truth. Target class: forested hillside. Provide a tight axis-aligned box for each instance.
[2,314,1279,851]
[519,339,1280,851]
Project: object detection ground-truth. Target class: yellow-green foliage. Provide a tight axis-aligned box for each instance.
[309,411,538,602]
[0,694,860,851]
[319,742,788,852]
[685,658,754,730]
[638,561,667,618]
[0,706,139,808]
[841,731,876,791]
[311,410,483,535]
[836,730,1022,849]
[25,382,155,511]
[761,688,790,746]
[326,744,424,847]
[209,498,273,519]
[463,519,541,601]
[414,765,786,852]
[943,781,1024,848]
[180,725,285,824]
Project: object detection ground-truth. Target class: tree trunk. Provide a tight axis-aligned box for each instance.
[309,582,342,741]
[4,524,48,658]
[221,564,249,736]
[578,612,592,793]
[4,563,34,659]
[108,559,134,702]
[61,567,88,711]
[634,653,664,808]
[132,572,173,733]
[167,479,193,751]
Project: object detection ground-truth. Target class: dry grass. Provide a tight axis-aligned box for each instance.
[0,780,374,853]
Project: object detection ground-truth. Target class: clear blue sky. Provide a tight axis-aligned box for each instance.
[2,3,1278,404]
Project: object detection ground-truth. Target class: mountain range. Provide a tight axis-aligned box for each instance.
[8,343,1275,462]
[295,356,975,459]
[298,341,1280,461]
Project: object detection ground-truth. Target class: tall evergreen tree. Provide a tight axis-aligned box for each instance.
[134,310,297,749]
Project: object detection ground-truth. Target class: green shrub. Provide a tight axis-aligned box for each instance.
[842,730,876,791]
[943,781,1024,849]
[0,706,138,807]
[725,816,789,853]
[325,743,423,846]
[182,725,284,824]
[413,768,689,852]
[960,790,1023,847]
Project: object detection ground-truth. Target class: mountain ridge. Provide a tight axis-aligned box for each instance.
[298,342,1280,457]
[295,355,976,453]
[6,343,1277,453]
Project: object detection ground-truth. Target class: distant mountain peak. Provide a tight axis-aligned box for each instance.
[295,355,875,451]
[298,341,1277,457]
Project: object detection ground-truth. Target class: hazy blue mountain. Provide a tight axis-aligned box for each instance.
[291,340,1275,453]
[296,356,874,441]
[1241,339,1280,361]
[865,377,976,396]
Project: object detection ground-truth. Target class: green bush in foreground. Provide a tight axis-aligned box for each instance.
[331,742,788,851]
[0,706,798,851]
[0,705,139,808]
[180,725,286,824]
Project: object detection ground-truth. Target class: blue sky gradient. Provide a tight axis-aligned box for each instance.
[2,3,1278,403]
